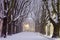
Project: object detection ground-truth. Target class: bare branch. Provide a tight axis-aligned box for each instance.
[13,0,31,21]
[51,0,57,13]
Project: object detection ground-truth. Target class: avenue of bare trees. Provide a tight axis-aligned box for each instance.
[0,0,60,38]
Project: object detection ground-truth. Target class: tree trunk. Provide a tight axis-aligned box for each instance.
[49,18,59,37]
[1,0,8,38]
[8,16,11,35]
[1,17,7,38]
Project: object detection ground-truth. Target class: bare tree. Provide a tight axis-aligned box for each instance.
[42,0,60,37]
[1,0,31,36]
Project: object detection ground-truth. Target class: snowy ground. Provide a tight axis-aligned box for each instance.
[0,32,59,40]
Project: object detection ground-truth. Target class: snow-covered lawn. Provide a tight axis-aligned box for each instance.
[54,38,60,40]
[0,32,58,40]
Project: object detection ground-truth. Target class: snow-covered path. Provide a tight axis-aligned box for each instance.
[0,32,55,40]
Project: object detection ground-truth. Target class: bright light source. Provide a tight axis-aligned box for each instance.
[24,24,29,30]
